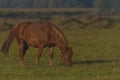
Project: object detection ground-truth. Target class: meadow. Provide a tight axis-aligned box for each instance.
[0,9,120,80]
[0,22,120,80]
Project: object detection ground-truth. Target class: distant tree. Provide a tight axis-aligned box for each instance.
[55,0,65,8]
[33,0,49,8]
[48,0,58,8]
[94,0,120,14]
[23,0,34,8]
[111,0,120,13]
[0,0,10,8]
[95,0,111,13]
[10,0,24,8]
[73,0,94,8]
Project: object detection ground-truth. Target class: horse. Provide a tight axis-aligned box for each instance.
[1,21,73,66]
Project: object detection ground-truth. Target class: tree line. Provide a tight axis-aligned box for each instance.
[0,0,120,14]
[0,0,94,8]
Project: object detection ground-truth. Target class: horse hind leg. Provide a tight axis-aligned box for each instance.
[23,41,29,55]
[49,46,54,66]
[18,40,24,66]
[18,40,28,66]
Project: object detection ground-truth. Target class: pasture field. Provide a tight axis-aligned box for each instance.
[0,22,120,80]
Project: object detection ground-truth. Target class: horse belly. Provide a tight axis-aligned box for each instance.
[26,39,40,48]
[24,35,48,48]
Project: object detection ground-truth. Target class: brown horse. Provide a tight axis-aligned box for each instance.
[1,21,73,66]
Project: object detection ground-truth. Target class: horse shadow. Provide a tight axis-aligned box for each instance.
[73,59,114,65]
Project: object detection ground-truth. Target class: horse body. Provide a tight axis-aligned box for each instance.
[15,22,52,48]
[1,21,73,66]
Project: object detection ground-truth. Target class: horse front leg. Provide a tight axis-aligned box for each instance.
[35,44,44,65]
[49,46,54,66]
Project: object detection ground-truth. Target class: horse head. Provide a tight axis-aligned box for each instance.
[61,47,73,66]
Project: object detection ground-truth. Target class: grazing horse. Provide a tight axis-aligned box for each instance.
[1,22,73,66]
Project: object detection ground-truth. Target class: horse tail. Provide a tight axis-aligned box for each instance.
[1,28,15,55]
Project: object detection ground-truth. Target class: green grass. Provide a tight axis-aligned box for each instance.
[1,23,120,80]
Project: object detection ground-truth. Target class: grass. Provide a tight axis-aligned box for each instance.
[1,22,120,80]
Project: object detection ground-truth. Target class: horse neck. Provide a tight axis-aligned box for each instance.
[50,25,69,53]
[55,38,69,54]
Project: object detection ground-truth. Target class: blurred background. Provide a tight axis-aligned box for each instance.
[0,0,120,14]
[0,0,120,30]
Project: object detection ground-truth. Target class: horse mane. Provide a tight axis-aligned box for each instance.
[50,24,69,47]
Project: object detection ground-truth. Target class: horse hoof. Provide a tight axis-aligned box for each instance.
[20,64,25,67]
